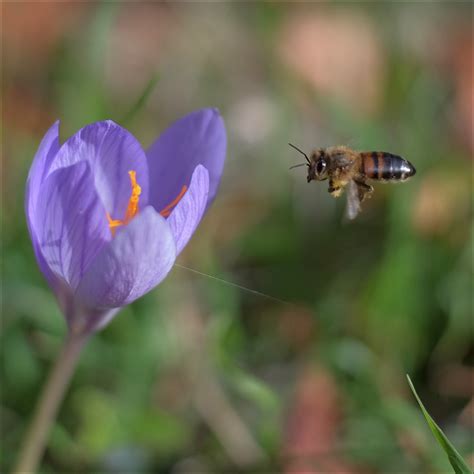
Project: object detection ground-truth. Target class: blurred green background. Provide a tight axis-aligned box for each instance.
[2,2,472,473]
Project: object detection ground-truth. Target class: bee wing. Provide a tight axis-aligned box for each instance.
[345,180,361,220]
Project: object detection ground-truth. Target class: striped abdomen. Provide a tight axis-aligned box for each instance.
[360,151,416,181]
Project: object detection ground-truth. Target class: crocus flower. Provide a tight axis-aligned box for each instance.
[25,109,226,335]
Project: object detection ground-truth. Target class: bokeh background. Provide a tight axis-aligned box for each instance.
[2,2,472,473]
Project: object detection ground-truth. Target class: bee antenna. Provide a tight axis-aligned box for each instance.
[289,163,308,170]
[288,143,310,164]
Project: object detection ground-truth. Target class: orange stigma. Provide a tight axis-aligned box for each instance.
[107,170,142,236]
[160,185,188,217]
[107,172,188,236]
[124,170,141,222]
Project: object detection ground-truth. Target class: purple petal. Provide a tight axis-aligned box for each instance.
[167,165,209,255]
[48,120,149,220]
[35,161,111,290]
[146,108,226,213]
[25,122,62,287]
[25,121,60,221]
[82,308,121,334]
[76,206,176,309]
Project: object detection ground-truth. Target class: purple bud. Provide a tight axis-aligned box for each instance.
[25,109,227,334]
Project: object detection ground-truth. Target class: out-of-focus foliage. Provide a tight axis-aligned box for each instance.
[2,2,472,473]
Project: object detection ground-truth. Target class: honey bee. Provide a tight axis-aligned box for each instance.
[289,144,416,219]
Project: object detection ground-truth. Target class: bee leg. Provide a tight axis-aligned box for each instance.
[354,179,373,202]
[328,180,343,197]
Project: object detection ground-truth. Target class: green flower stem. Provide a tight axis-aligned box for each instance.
[13,331,89,474]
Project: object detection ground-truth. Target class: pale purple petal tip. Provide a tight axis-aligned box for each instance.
[26,121,60,234]
[76,206,176,309]
[49,120,150,218]
[146,108,226,213]
[167,164,209,255]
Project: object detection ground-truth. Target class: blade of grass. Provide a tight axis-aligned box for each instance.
[120,74,160,126]
[86,1,120,74]
[57,1,120,132]
[406,375,472,474]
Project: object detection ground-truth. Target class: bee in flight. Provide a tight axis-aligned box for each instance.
[289,144,416,219]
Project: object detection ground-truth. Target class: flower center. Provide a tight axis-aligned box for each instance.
[106,170,188,236]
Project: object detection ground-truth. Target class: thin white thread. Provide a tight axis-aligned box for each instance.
[174,263,294,307]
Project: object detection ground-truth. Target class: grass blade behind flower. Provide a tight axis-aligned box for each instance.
[406,375,472,474]
[120,74,160,126]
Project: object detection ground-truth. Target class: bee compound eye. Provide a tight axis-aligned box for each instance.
[316,159,326,176]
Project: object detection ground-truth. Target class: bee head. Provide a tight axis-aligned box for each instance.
[307,149,329,182]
